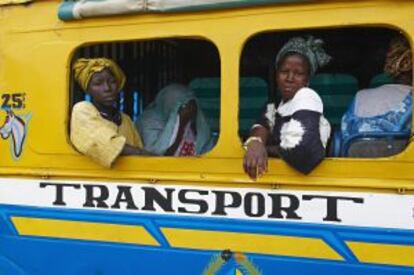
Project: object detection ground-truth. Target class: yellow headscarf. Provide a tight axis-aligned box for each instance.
[73,58,126,92]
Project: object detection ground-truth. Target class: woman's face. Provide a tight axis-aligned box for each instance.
[87,68,119,107]
[276,54,310,101]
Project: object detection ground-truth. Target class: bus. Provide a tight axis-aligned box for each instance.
[1,0,414,274]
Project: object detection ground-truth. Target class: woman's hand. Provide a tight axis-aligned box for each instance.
[179,100,197,125]
[243,140,268,179]
[165,101,197,156]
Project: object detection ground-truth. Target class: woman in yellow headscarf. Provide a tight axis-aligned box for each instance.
[71,58,149,168]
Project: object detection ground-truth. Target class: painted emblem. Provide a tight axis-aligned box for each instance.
[203,250,261,275]
[0,109,31,159]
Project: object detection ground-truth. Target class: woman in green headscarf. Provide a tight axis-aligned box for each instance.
[136,83,214,156]
[71,58,149,168]
[243,36,331,178]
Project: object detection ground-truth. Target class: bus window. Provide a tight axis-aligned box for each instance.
[240,28,412,160]
[70,38,220,165]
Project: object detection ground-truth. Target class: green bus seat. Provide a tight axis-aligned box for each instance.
[189,77,268,137]
[309,73,359,127]
[189,77,220,134]
[239,77,268,137]
[369,73,393,88]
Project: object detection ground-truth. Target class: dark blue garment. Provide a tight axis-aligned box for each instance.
[256,103,327,174]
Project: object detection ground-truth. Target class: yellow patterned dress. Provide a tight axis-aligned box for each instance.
[70,101,143,168]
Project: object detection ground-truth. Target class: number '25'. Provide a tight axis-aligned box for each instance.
[1,93,25,109]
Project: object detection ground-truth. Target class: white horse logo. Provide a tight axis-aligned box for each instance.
[0,109,31,159]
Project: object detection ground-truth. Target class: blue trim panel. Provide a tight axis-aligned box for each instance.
[57,1,76,21]
[57,0,312,21]
[1,204,414,274]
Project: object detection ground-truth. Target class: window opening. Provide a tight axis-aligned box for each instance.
[70,38,220,166]
[240,28,412,163]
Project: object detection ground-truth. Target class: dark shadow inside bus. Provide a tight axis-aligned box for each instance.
[240,28,412,158]
[70,38,220,160]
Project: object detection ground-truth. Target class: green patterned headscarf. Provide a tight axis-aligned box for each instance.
[275,36,331,75]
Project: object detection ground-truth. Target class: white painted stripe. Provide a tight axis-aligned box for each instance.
[0,178,413,230]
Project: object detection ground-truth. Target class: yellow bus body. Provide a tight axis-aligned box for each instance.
[1,1,414,274]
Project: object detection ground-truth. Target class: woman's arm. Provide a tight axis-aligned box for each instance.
[164,120,186,156]
[278,110,328,174]
[243,125,270,179]
[165,104,194,156]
